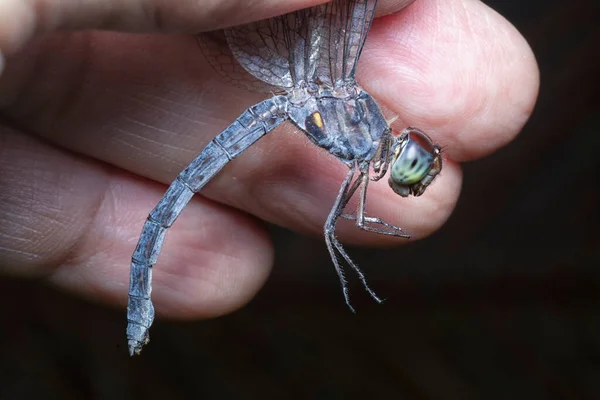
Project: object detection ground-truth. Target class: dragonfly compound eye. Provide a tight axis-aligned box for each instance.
[388,128,441,198]
[390,130,436,185]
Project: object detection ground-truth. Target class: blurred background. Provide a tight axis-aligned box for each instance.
[1,0,599,398]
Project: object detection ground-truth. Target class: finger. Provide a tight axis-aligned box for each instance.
[362,0,540,161]
[0,125,273,317]
[0,0,418,57]
[0,0,327,56]
[0,0,534,245]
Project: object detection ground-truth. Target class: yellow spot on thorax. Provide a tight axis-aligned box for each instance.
[312,112,324,128]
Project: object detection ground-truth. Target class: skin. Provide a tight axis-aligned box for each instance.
[0,0,539,318]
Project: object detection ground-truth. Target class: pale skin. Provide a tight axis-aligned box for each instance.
[0,0,539,318]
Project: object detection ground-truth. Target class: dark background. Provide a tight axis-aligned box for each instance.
[1,0,599,398]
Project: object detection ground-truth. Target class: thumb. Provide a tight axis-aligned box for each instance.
[0,0,326,56]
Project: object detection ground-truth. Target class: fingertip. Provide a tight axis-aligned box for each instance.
[363,0,540,162]
[0,0,36,55]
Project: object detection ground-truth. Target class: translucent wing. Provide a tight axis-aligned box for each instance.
[323,0,378,83]
[197,32,286,94]
[223,9,324,89]
[224,0,378,88]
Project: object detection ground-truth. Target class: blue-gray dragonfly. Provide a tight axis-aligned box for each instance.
[127,0,442,355]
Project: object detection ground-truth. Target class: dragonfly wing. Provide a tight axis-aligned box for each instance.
[197,32,286,94]
[224,17,297,89]
[323,0,378,82]
[224,4,333,88]
[217,0,378,89]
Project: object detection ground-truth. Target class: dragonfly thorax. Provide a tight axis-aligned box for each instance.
[288,88,389,162]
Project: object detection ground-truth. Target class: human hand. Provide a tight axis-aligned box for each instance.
[0,0,539,318]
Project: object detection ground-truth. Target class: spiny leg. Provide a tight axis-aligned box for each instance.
[324,167,357,312]
[333,169,385,302]
[341,167,411,238]
[341,214,411,237]
[371,128,393,182]
[327,233,384,304]
[325,166,383,309]
[339,134,410,237]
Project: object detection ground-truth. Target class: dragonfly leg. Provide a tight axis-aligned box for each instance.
[371,128,393,182]
[327,233,384,305]
[341,168,411,238]
[324,166,383,310]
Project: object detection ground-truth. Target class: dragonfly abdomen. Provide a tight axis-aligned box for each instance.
[126,96,289,355]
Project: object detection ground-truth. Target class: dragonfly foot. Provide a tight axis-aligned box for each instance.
[341,214,411,238]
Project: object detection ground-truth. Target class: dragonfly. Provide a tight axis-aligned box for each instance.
[127,0,442,356]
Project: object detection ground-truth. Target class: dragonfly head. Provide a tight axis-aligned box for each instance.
[388,128,442,197]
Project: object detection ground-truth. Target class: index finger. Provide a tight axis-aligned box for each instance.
[0,0,330,55]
